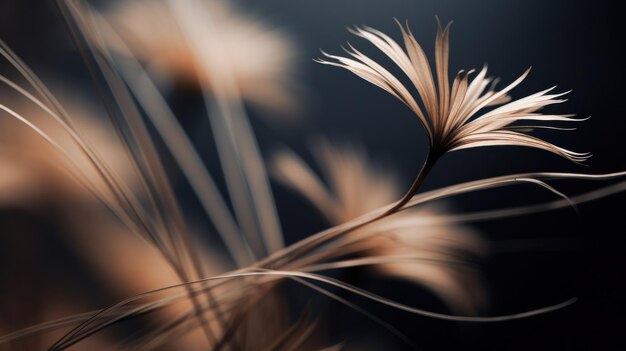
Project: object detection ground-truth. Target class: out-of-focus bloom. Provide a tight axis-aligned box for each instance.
[0,94,133,207]
[272,141,486,314]
[0,88,320,349]
[317,21,589,161]
[103,0,300,116]
[0,93,227,350]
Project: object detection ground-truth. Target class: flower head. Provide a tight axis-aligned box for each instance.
[317,20,589,162]
[103,0,301,116]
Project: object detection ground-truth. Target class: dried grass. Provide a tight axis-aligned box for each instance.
[0,1,624,350]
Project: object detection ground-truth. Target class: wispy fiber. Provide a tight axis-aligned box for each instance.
[317,19,589,162]
[1,3,625,350]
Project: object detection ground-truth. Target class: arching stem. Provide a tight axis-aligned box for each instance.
[264,150,441,269]
[384,151,440,215]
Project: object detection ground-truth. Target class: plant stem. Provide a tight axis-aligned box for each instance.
[261,151,440,269]
[383,151,439,216]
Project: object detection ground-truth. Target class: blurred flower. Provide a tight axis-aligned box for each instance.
[103,0,301,116]
[0,92,227,349]
[0,95,133,208]
[272,141,486,314]
[0,79,317,348]
[317,20,589,161]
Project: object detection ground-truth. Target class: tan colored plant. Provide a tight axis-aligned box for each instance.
[103,0,301,116]
[317,19,589,216]
[0,1,625,350]
[272,141,486,314]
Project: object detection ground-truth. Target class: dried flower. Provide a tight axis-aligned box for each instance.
[317,20,589,162]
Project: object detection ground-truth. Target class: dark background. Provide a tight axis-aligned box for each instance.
[1,0,625,350]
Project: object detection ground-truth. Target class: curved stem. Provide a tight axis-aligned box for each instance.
[264,151,440,269]
[383,151,439,216]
